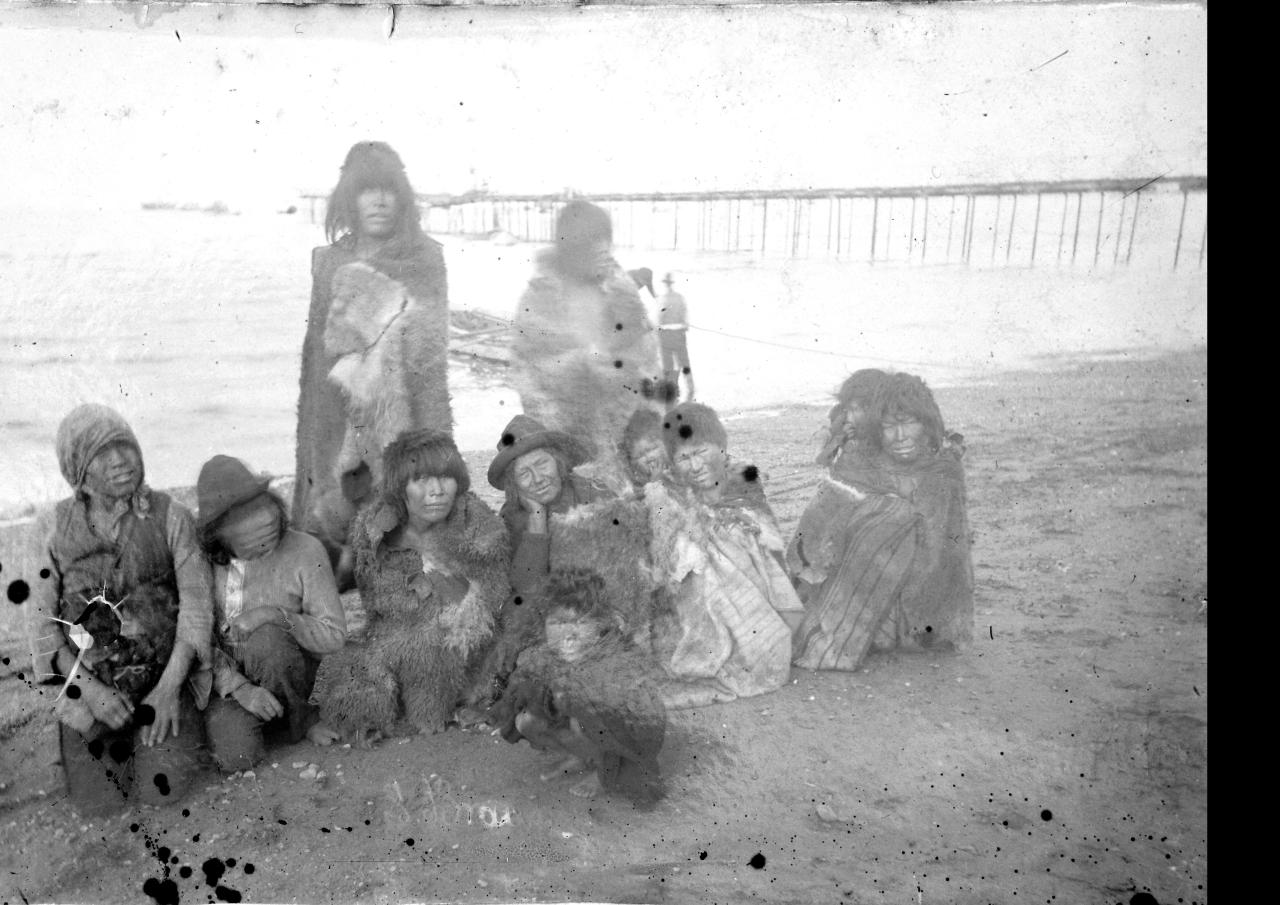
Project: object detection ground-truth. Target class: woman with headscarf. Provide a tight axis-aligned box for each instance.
[25,404,214,814]
[644,403,804,708]
[310,430,509,744]
[294,141,453,588]
[511,200,662,487]
[789,372,974,672]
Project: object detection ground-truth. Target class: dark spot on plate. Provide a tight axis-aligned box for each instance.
[501,432,515,447]
[65,684,82,700]
[134,704,156,726]
[7,580,30,605]
[678,425,693,439]
[699,851,708,860]
[748,852,766,869]
[743,465,759,482]
[613,360,623,369]
[153,773,170,796]
[1041,809,1053,821]
[142,876,179,905]
[202,857,227,886]
[40,568,51,579]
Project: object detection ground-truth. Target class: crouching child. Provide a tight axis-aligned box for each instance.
[489,569,666,808]
[195,456,347,771]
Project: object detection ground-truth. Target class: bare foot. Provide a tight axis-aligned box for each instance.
[307,723,340,747]
[354,728,384,750]
[569,771,602,799]
[540,755,589,783]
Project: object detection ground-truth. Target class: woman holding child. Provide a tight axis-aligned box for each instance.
[789,372,974,672]
[312,430,510,743]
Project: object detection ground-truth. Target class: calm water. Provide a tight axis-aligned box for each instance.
[0,205,1206,519]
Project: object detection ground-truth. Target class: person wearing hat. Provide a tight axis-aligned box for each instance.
[194,455,347,768]
[657,272,696,405]
[25,404,215,814]
[294,141,453,592]
[511,200,662,484]
[487,413,604,601]
[310,429,510,743]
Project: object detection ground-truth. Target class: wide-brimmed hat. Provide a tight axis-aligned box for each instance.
[486,414,593,489]
[197,455,273,530]
[661,272,676,285]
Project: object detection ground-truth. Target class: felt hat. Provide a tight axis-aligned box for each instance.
[196,455,273,530]
[486,414,593,489]
[662,272,676,285]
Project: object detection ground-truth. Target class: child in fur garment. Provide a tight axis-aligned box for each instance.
[322,261,444,494]
[489,569,666,808]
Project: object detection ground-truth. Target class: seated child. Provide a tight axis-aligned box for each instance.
[489,569,666,808]
[195,455,347,770]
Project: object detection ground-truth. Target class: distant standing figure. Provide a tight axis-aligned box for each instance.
[512,200,661,481]
[294,141,453,589]
[658,273,695,404]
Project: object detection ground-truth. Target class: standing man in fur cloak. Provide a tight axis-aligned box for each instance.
[512,200,663,489]
[294,142,453,589]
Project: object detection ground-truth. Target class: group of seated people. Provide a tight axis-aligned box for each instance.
[27,368,972,815]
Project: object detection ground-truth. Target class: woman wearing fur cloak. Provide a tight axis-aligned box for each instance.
[511,200,662,486]
[645,403,804,709]
[294,142,453,588]
[788,372,974,672]
[311,430,509,743]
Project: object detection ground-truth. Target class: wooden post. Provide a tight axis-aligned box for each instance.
[1093,190,1105,268]
[908,196,916,263]
[762,198,769,257]
[1071,191,1083,265]
[1198,210,1207,269]
[1113,194,1126,267]
[1029,193,1042,266]
[1057,192,1069,265]
[1125,190,1140,266]
[1172,189,1189,270]
[991,194,1002,265]
[922,195,929,265]
[870,196,879,263]
[946,196,956,262]
[1006,194,1018,264]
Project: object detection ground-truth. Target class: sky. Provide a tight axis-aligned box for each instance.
[0,2,1207,211]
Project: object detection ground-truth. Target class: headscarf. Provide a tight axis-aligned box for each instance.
[55,403,144,492]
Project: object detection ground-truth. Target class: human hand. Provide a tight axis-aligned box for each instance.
[519,496,547,532]
[139,683,181,747]
[233,683,285,722]
[82,676,134,730]
[230,608,278,643]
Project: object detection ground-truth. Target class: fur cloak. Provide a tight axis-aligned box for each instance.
[511,252,661,479]
[293,235,452,563]
[311,491,510,735]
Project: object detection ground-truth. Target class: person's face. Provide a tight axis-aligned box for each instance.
[512,448,563,506]
[672,441,728,492]
[356,187,398,239]
[82,441,142,501]
[881,413,927,463]
[545,611,605,663]
[218,495,282,560]
[405,474,459,529]
[628,437,669,483]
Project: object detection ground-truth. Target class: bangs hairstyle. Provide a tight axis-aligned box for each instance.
[540,569,622,637]
[869,372,946,454]
[817,368,889,466]
[198,491,289,567]
[324,141,423,250]
[381,429,471,526]
[501,446,571,511]
[661,402,728,457]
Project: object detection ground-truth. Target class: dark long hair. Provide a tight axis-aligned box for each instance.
[817,368,888,467]
[381,429,472,529]
[868,372,946,456]
[324,141,424,254]
[198,491,290,567]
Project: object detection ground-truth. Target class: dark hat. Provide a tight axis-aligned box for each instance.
[662,272,675,284]
[487,414,593,489]
[197,455,273,530]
